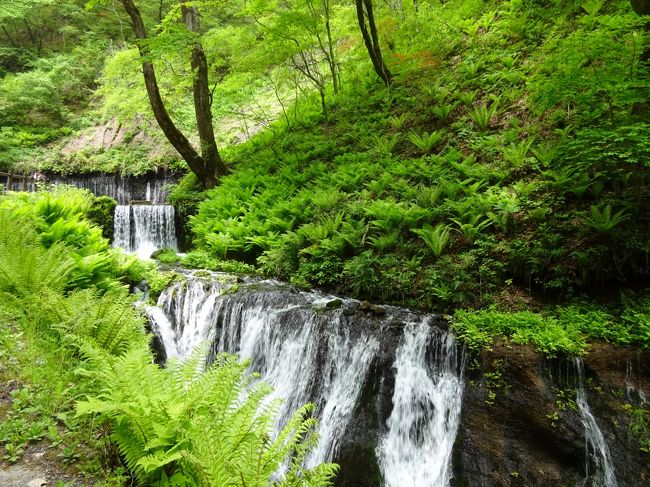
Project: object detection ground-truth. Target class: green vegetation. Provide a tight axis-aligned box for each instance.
[169,0,649,330]
[3,0,642,352]
[453,297,650,356]
[624,403,650,453]
[0,189,336,485]
[2,0,650,480]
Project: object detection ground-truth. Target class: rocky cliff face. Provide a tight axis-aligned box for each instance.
[454,342,649,486]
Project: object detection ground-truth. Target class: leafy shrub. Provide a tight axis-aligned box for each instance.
[453,309,586,356]
[182,249,256,274]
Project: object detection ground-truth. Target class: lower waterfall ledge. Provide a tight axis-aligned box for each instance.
[144,270,650,487]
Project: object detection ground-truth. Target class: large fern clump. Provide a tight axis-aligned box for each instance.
[0,188,143,293]
[0,209,75,296]
[77,347,339,486]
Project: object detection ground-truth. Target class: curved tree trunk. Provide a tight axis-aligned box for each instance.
[120,0,224,188]
[181,3,227,187]
[355,0,392,86]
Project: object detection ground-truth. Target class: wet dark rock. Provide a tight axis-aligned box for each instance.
[146,322,167,366]
[359,301,387,316]
[453,341,650,486]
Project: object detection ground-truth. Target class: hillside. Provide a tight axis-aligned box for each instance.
[171,1,650,338]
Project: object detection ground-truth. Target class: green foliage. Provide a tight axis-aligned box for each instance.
[623,403,650,453]
[468,101,499,132]
[77,347,338,486]
[146,270,182,301]
[450,214,493,243]
[502,138,535,169]
[182,249,257,274]
[152,248,181,264]
[411,223,452,257]
[582,204,629,232]
[3,0,650,353]
[0,210,75,296]
[452,309,586,356]
[0,188,337,483]
[454,293,650,355]
[407,130,443,153]
[0,189,137,293]
[86,196,117,240]
[432,102,459,122]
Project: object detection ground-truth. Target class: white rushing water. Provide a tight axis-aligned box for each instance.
[150,277,380,461]
[625,361,648,404]
[377,320,464,487]
[147,273,465,485]
[49,175,171,204]
[575,358,618,487]
[113,204,177,258]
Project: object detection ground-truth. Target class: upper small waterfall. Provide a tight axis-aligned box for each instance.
[147,271,465,486]
[113,204,177,258]
[48,173,175,204]
[575,358,618,487]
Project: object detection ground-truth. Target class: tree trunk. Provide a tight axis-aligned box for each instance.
[323,0,340,94]
[355,0,392,86]
[119,0,224,188]
[181,2,227,187]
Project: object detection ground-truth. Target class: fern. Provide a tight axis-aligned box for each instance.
[502,138,535,169]
[389,113,408,130]
[0,210,75,296]
[450,214,493,243]
[372,134,400,155]
[432,101,458,122]
[469,100,499,131]
[583,204,629,232]
[408,130,443,153]
[77,348,338,486]
[457,89,478,107]
[411,223,452,257]
[368,229,401,253]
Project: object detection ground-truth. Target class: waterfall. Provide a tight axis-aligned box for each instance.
[47,174,174,204]
[147,271,464,485]
[625,361,648,404]
[113,204,177,258]
[575,358,618,487]
[377,321,464,487]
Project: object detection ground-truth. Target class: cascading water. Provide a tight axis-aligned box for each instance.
[113,204,177,258]
[575,358,618,487]
[147,271,465,486]
[377,321,464,487]
[625,361,648,404]
[48,174,173,204]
